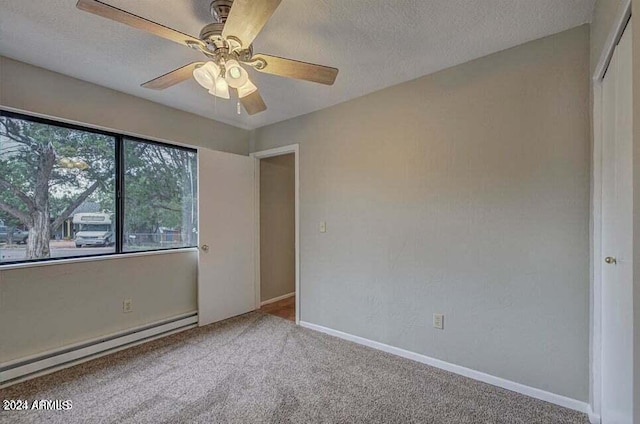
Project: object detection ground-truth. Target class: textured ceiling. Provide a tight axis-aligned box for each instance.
[0,0,595,130]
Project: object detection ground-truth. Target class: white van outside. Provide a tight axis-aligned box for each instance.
[73,213,114,248]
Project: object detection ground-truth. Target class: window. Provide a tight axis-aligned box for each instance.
[0,113,116,262]
[123,138,198,252]
[0,111,197,265]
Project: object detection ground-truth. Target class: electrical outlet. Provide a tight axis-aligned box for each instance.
[320,221,327,233]
[433,314,444,330]
[123,299,133,313]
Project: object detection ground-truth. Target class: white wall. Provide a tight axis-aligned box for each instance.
[260,154,295,302]
[253,26,591,401]
[0,56,249,363]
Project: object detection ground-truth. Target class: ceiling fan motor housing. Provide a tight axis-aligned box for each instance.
[203,1,249,54]
[200,23,226,49]
[210,0,233,23]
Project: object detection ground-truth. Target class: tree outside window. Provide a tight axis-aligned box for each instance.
[0,113,198,264]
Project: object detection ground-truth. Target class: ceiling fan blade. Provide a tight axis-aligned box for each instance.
[249,54,338,85]
[141,62,204,90]
[240,90,267,115]
[222,0,282,49]
[76,0,203,48]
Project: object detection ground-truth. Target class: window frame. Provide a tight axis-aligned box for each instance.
[0,109,198,267]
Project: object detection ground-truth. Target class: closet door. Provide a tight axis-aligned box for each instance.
[600,21,632,424]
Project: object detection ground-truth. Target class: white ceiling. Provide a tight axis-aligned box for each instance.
[0,0,595,130]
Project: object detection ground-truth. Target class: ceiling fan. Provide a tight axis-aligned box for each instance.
[76,0,339,115]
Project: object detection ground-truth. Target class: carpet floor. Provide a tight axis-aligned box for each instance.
[0,312,589,423]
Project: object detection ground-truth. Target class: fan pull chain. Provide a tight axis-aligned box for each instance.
[237,101,242,115]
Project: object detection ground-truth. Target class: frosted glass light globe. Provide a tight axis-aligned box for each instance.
[225,60,248,88]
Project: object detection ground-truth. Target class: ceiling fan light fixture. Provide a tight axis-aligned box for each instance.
[193,61,221,90]
[229,67,241,79]
[237,79,258,98]
[209,76,230,99]
[224,59,248,88]
[80,0,339,116]
[193,64,214,90]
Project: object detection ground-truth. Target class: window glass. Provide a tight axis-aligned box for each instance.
[0,112,198,266]
[0,115,116,263]
[123,138,198,252]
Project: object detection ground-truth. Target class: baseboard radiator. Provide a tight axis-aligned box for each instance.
[0,312,198,387]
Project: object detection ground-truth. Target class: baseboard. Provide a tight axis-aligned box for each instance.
[300,321,591,414]
[588,410,601,424]
[0,312,198,387]
[260,292,295,306]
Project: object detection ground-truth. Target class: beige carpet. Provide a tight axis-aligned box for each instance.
[0,312,589,423]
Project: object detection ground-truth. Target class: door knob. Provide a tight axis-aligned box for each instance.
[604,256,617,265]
[201,244,210,252]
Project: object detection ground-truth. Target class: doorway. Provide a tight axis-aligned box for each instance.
[592,17,633,424]
[251,145,300,324]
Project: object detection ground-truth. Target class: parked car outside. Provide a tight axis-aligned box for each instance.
[12,229,29,244]
[0,226,29,244]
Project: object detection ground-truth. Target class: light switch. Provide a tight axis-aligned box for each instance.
[433,314,444,330]
[123,299,133,313]
[320,221,327,233]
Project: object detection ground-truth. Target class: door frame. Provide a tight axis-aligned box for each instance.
[590,2,632,422]
[250,144,300,324]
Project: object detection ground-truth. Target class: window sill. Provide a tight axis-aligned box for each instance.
[0,247,199,271]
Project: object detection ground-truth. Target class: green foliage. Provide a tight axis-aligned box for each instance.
[0,115,198,255]
[0,117,115,226]
[1,118,114,186]
[124,139,197,244]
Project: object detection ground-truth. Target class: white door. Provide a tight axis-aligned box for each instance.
[600,22,633,424]
[198,148,255,326]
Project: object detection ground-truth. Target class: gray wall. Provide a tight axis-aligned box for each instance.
[260,154,295,302]
[0,251,197,362]
[0,56,249,363]
[0,57,249,154]
[253,26,591,401]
